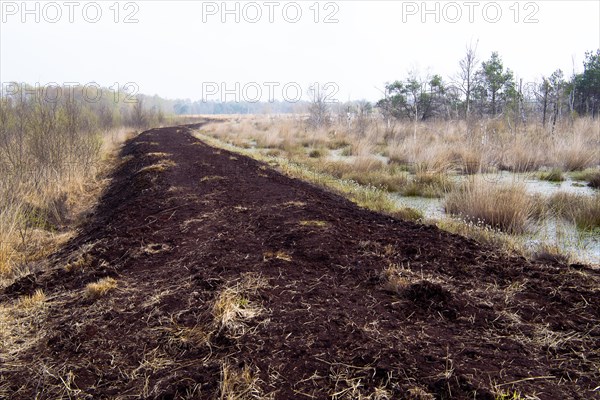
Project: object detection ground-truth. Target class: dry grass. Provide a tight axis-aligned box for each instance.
[162,323,210,354]
[548,192,600,231]
[0,127,135,281]
[538,168,565,182]
[569,168,600,182]
[315,159,410,193]
[147,152,173,158]
[219,362,264,400]
[531,243,571,265]
[0,203,21,275]
[84,277,118,299]
[16,289,47,309]
[308,148,328,158]
[197,117,597,262]
[381,264,411,294]
[400,172,455,198]
[212,274,267,337]
[201,175,227,183]
[263,250,292,262]
[556,132,599,171]
[201,115,600,178]
[299,220,328,227]
[435,218,523,256]
[64,252,93,273]
[139,159,177,173]
[0,289,51,390]
[444,178,535,234]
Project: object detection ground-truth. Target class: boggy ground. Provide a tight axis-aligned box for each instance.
[1,123,599,399]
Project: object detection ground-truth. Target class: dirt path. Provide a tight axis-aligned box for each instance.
[2,123,599,399]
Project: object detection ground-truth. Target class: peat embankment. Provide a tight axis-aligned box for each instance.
[2,123,599,399]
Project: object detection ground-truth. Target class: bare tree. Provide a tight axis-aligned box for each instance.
[537,77,551,128]
[306,85,331,130]
[456,40,479,122]
[131,97,147,129]
[353,100,372,136]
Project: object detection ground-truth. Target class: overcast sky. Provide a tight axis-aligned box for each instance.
[1,0,599,102]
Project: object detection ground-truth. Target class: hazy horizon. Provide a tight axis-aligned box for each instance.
[1,0,599,103]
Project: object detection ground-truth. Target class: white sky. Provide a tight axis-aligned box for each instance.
[1,0,599,102]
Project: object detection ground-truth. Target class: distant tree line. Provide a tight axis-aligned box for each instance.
[376,47,600,129]
[0,84,170,187]
[171,99,309,115]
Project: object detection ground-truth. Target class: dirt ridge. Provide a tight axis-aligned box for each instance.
[1,123,599,399]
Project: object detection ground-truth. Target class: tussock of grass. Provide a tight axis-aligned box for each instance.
[337,170,409,193]
[17,289,46,309]
[444,179,534,234]
[308,148,327,158]
[317,158,385,178]
[457,148,483,175]
[539,168,565,182]
[569,167,600,190]
[548,192,600,231]
[558,136,598,171]
[569,168,599,182]
[504,145,546,172]
[528,193,549,221]
[84,277,118,299]
[401,173,454,198]
[325,139,350,150]
[390,207,424,222]
[264,149,282,157]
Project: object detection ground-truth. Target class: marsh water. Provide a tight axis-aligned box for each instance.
[394,174,599,265]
